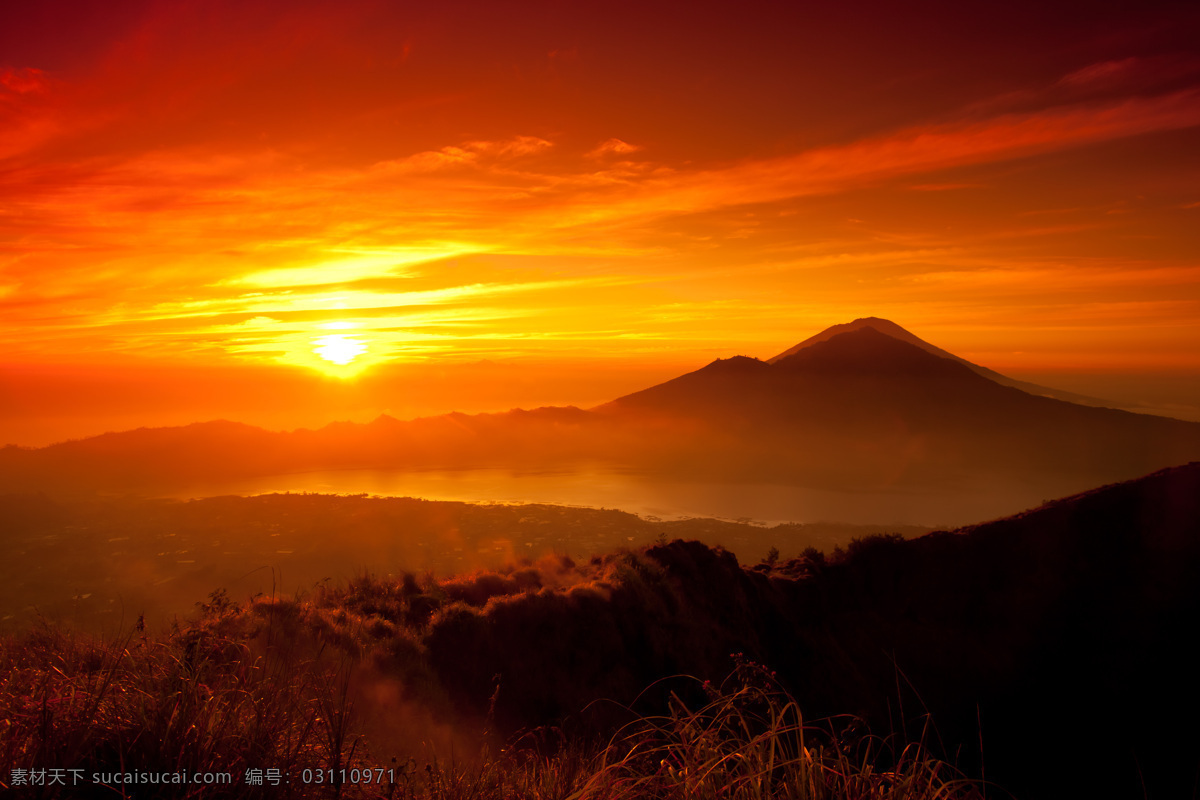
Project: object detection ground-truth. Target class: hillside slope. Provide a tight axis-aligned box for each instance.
[197,461,1200,800]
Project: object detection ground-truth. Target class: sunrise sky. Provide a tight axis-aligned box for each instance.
[2,0,1199,444]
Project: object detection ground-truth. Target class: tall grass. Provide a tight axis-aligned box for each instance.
[571,657,987,800]
[0,604,370,798]
[1,591,988,799]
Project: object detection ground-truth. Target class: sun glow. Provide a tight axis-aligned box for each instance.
[314,334,368,366]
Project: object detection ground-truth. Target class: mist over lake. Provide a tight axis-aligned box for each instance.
[163,465,1051,528]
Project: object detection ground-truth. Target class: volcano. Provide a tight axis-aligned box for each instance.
[767,316,1109,406]
[598,319,1200,491]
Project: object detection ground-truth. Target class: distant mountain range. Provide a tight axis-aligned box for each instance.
[3,318,1199,513]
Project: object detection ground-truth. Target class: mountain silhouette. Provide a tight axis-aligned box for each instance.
[599,321,1200,490]
[768,316,1110,406]
[2,318,1199,513]
[601,323,1136,427]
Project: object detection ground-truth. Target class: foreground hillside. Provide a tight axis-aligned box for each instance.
[3,462,1198,798]
[1,622,984,800]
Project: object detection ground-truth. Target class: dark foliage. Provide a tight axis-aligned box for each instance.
[316,462,1200,800]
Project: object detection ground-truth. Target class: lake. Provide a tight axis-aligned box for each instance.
[165,466,1050,528]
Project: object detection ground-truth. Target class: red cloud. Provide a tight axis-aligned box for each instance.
[0,67,49,94]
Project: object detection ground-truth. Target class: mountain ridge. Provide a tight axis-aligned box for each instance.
[3,318,1199,522]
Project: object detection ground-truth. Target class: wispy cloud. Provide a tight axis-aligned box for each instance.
[0,67,51,94]
[225,250,477,289]
[586,138,640,159]
[584,89,1200,223]
[371,136,554,175]
[2,0,1198,375]
[1058,58,1142,89]
[909,183,986,192]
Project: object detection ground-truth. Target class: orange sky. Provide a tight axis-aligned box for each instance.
[2,0,1199,444]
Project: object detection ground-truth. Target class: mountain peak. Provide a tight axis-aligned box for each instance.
[768,318,1113,408]
[771,326,981,380]
[767,318,933,364]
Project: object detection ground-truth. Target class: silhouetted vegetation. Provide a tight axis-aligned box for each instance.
[1,599,983,798]
[0,491,929,630]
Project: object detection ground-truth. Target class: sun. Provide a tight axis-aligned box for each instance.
[313,333,367,366]
[258,318,382,377]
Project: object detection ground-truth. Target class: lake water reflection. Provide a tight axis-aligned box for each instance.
[169,467,1046,528]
